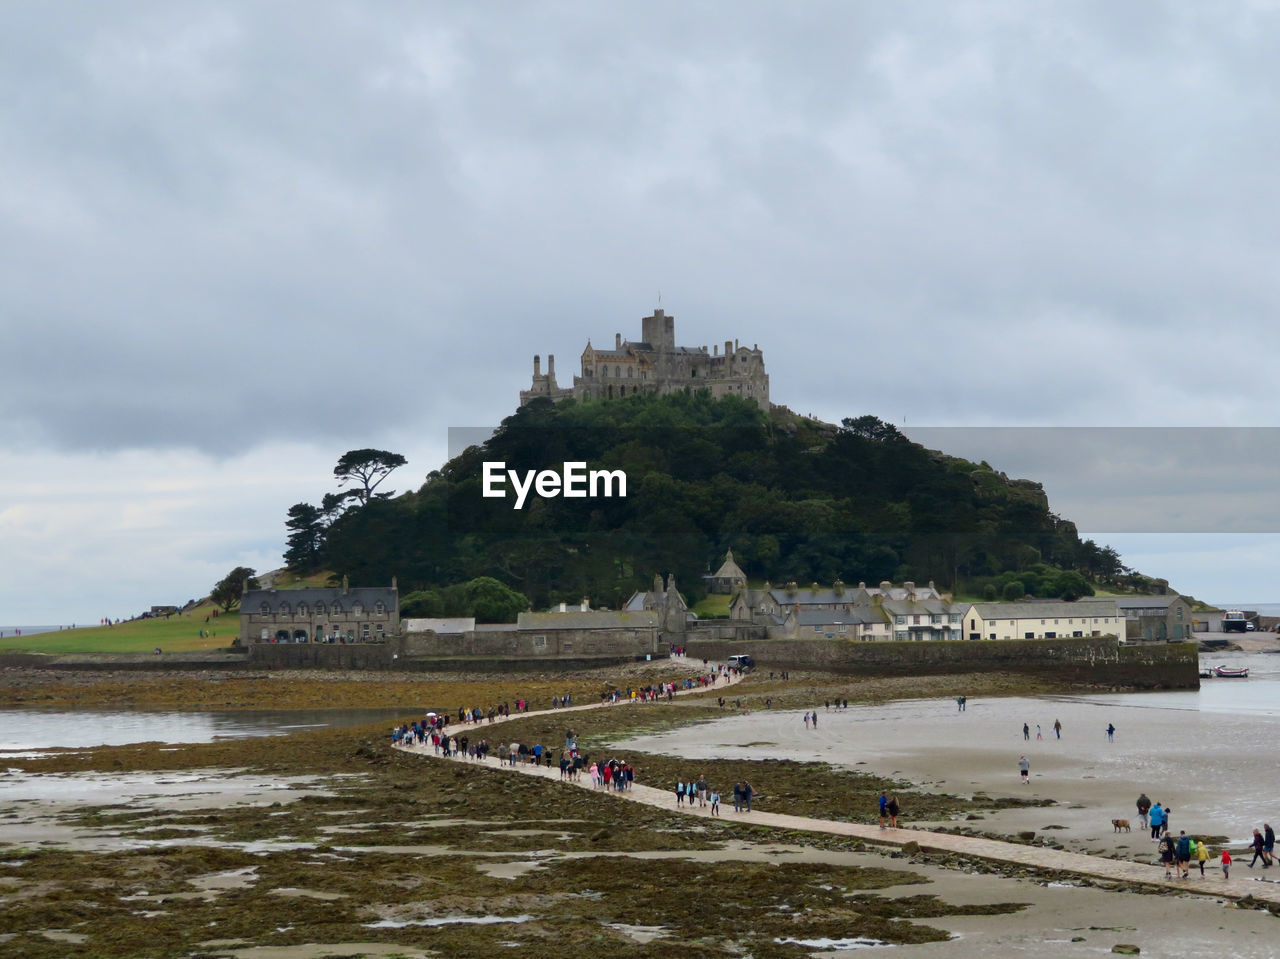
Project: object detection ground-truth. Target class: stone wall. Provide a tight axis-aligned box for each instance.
[401,627,662,660]
[680,636,1199,689]
[246,642,395,670]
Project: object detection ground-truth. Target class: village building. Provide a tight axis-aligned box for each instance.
[881,597,965,641]
[772,607,891,641]
[731,580,943,622]
[703,549,748,594]
[623,573,695,635]
[239,576,399,644]
[520,308,770,411]
[1113,594,1197,641]
[961,599,1123,641]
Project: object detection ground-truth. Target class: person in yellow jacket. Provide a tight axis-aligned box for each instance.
[1195,839,1210,877]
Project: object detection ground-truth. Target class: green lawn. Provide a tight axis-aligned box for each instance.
[692,592,733,618]
[0,601,239,654]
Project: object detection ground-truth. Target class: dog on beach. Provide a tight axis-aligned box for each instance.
[1112,819,1131,833]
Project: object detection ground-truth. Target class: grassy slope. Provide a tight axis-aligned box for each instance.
[0,570,341,655]
[0,601,235,654]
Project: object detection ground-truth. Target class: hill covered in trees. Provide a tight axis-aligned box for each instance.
[285,392,1137,614]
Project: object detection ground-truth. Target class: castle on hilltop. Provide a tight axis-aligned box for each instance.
[520,308,770,411]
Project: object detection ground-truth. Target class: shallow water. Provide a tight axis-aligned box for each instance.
[0,706,407,755]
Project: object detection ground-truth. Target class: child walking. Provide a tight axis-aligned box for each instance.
[710,791,720,816]
[1222,848,1232,879]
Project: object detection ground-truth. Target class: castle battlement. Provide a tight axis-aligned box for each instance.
[519,309,769,411]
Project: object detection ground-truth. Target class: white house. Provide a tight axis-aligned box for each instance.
[961,599,1124,641]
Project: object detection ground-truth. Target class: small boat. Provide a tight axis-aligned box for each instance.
[1213,665,1250,678]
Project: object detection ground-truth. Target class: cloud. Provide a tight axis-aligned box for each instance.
[3,3,1280,613]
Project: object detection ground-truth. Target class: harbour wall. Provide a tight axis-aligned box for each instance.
[681,636,1199,689]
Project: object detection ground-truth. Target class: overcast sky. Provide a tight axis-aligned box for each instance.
[4,2,1280,624]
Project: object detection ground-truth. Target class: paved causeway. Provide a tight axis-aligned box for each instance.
[394,666,1280,908]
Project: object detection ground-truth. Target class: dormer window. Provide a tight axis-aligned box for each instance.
[279,603,291,616]
[259,602,270,615]
[352,603,363,616]
[375,602,385,615]
[331,602,343,615]
[315,602,325,615]
[297,603,308,617]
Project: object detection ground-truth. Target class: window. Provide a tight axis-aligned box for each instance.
[615,366,620,377]
[931,615,941,624]
[279,603,291,616]
[627,367,633,378]
[331,602,342,614]
[375,602,385,615]
[353,603,363,616]
[260,602,270,615]
[602,366,607,377]
[297,604,308,617]
[895,616,905,625]
[315,602,325,615]
[533,635,547,648]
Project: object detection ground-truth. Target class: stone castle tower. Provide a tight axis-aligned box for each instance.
[520,308,770,411]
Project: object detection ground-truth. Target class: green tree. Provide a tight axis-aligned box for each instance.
[211,566,260,612]
[1002,580,1026,601]
[334,449,408,505]
[982,584,998,601]
[464,576,530,623]
[283,503,324,570]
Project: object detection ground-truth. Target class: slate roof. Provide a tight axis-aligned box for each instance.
[402,617,475,634]
[790,608,883,626]
[711,551,747,582]
[965,599,1119,619]
[1113,595,1184,611]
[879,599,955,617]
[244,586,397,611]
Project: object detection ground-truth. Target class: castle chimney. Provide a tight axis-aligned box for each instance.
[653,573,663,593]
[714,344,719,356]
[735,339,739,351]
[547,354,556,377]
[533,355,541,377]
[616,333,622,349]
[581,596,590,611]
[725,340,732,357]
[342,575,349,595]
[879,581,892,592]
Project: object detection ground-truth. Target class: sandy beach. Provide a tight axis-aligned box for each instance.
[616,680,1280,858]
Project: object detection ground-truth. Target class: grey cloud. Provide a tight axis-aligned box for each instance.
[3,3,1280,457]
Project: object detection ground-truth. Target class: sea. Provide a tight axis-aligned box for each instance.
[0,624,88,637]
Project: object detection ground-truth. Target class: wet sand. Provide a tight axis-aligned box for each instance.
[616,690,1280,856]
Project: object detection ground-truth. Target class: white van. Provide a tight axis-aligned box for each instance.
[728,654,755,670]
